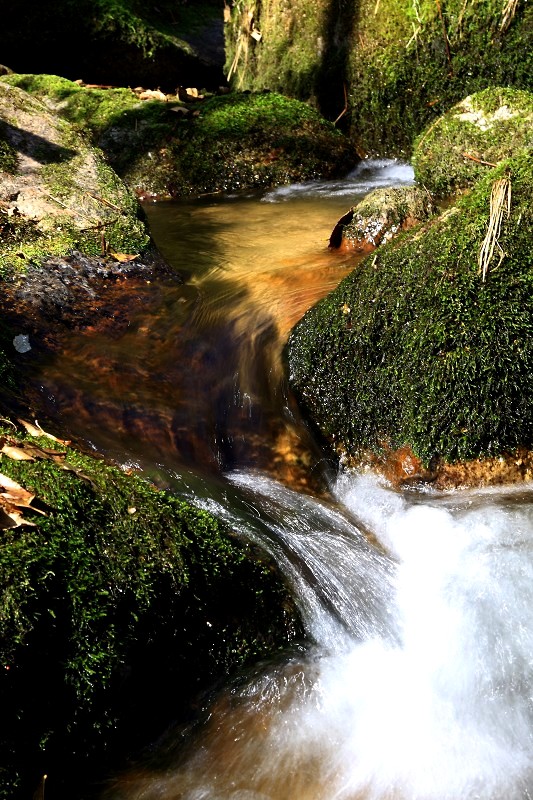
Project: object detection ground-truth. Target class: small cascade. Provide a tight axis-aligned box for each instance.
[107,471,533,800]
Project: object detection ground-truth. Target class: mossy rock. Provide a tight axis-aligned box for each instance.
[0,82,150,275]
[330,186,436,251]
[413,87,533,198]
[224,0,533,156]
[0,422,301,799]
[1,76,357,197]
[286,149,533,469]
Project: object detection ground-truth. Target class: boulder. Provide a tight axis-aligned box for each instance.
[286,145,533,487]
[329,186,436,252]
[1,76,358,198]
[0,81,150,272]
[412,87,533,198]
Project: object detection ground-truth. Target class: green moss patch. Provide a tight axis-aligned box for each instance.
[0,424,300,798]
[224,0,533,156]
[287,150,533,466]
[412,87,533,198]
[165,91,357,196]
[0,77,357,197]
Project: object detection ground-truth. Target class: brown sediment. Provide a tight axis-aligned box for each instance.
[341,444,533,490]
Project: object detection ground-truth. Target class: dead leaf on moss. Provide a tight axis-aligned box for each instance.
[0,474,44,529]
[139,89,167,102]
[1,443,35,461]
[18,419,71,445]
[0,472,47,515]
[0,505,36,529]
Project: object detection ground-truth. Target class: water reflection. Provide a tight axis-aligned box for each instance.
[32,164,410,490]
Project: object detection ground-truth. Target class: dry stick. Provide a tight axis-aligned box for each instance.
[478,175,511,282]
[333,84,349,126]
[85,191,123,213]
[463,152,498,167]
[500,0,520,32]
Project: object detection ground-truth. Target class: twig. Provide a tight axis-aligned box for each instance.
[85,191,123,213]
[500,0,520,31]
[463,152,498,167]
[333,84,349,126]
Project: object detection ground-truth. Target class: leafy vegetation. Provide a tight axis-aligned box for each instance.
[286,148,533,466]
[0,424,300,798]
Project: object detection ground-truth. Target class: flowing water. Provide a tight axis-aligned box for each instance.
[29,161,533,799]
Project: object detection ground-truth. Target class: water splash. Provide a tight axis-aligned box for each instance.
[107,471,533,800]
[261,159,414,202]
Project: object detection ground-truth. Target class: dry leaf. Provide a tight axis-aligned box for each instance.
[139,89,167,102]
[0,505,33,529]
[18,419,70,445]
[108,252,140,263]
[1,443,35,461]
[0,472,48,516]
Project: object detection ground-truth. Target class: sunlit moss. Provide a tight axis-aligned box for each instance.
[287,148,533,465]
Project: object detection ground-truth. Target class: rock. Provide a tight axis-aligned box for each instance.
[286,141,533,487]
[0,81,150,272]
[412,87,533,198]
[1,76,358,198]
[329,186,436,252]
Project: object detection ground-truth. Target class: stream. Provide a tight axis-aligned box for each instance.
[32,160,533,799]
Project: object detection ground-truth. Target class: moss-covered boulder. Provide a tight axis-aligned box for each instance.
[0,81,150,273]
[224,0,533,156]
[1,75,357,198]
[329,186,436,251]
[413,87,533,198]
[286,149,533,485]
[0,422,301,799]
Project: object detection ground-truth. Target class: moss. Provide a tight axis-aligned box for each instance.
[0,81,151,272]
[286,149,533,466]
[0,424,300,798]
[0,127,17,173]
[1,77,357,197]
[224,0,533,156]
[412,87,533,198]
[0,0,223,92]
[161,91,357,195]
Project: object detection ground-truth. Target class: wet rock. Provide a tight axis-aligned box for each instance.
[329,186,436,253]
[0,81,150,271]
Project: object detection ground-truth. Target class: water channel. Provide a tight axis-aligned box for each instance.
[32,161,533,799]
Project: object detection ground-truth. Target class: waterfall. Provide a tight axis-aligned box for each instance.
[108,470,533,800]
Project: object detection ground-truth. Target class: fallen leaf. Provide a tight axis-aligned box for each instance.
[0,472,48,516]
[139,89,167,102]
[1,443,35,461]
[108,252,140,263]
[18,419,70,445]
